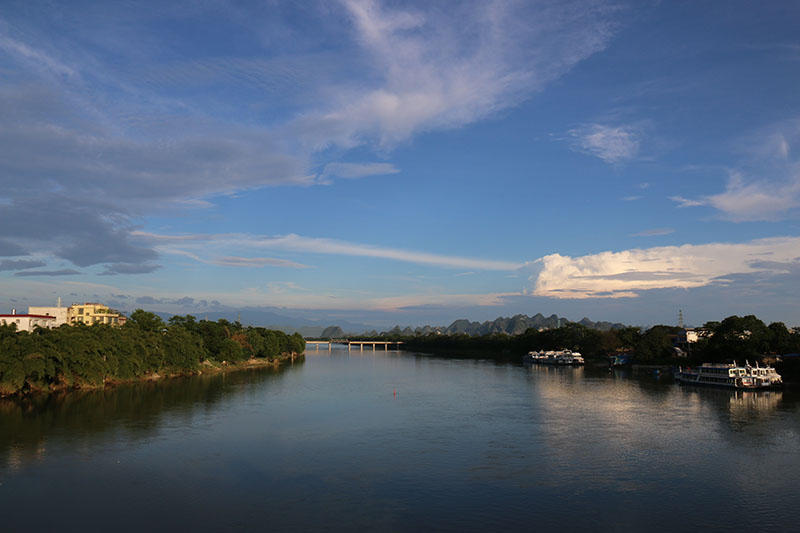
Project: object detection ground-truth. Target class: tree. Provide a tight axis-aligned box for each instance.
[635,325,680,362]
[701,315,770,362]
[127,310,165,333]
[768,322,792,354]
[288,332,306,354]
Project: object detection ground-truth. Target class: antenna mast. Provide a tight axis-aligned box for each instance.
[678,309,684,329]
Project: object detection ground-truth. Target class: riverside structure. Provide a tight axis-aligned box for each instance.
[306,340,405,351]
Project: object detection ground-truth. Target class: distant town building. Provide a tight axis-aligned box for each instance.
[673,327,714,355]
[67,303,123,326]
[28,305,68,326]
[0,310,57,332]
[676,328,714,345]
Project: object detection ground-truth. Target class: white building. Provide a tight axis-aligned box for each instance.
[0,311,57,332]
[28,305,68,326]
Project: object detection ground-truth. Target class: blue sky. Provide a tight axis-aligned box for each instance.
[2,0,800,328]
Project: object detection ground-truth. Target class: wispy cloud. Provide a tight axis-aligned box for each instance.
[0,259,46,271]
[291,0,619,148]
[0,1,621,272]
[630,228,674,237]
[531,236,800,299]
[211,256,310,269]
[672,118,800,221]
[0,35,77,77]
[569,123,640,164]
[319,161,399,183]
[671,172,800,220]
[99,263,161,276]
[706,172,800,221]
[164,249,309,270]
[670,195,706,208]
[14,269,82,277]
[136,231,522,271]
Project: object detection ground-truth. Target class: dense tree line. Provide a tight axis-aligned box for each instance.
[0,310,305,396]
[398,315,800,365]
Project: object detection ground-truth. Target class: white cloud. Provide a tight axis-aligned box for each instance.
[292,0,618,148]
[531,236,800,299]
[706,173,800,221]
[569,123,640,164]
[161,249,308,269]
[630,228,674,237]
[136,231,523,271]
[319,161,399,182]
[670,195,706,208]
[0,35,77,78]
[0,1,621,270]
[211,256,310,269]
[673,119,800,221]
[671,172,800,221]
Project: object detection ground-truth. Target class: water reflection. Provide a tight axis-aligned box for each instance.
[0,362,301,471]
[2,352,799,532]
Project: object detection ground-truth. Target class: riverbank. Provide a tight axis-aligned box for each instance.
[0,313,306,397]
[1,352,304,398]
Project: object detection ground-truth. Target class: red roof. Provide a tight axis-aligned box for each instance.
[0,314,57,319]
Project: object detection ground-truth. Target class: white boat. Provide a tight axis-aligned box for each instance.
[675,361,782,389]
[523,349,584,366]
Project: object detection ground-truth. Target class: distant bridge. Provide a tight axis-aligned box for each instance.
[305,339,405,351]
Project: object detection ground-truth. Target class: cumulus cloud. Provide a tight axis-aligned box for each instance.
[531,236,800,299]
[569,123,640,164]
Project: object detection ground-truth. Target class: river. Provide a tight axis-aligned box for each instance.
[1,348,799,531]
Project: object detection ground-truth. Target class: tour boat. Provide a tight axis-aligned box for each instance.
[523,349,585,366]
[675,361,782,389]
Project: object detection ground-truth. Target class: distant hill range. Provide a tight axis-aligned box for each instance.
[366,313,627,338]
[142,308,624,339]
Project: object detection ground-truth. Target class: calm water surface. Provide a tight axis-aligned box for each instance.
[1,349,799,531]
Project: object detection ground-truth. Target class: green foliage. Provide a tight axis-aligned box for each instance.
[693,315,800,363]
[0,312,303,396]
[127,310,165,333]
[288,332,306,354]
[633,325,680,362]
[403,314,799,366]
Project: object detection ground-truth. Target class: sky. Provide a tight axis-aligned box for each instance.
[1,0,800,328]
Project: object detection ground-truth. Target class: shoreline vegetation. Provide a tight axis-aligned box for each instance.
[0,310,305,397]
[361,314,800,384]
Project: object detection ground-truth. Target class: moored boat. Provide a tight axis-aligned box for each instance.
[675,361,782,389]
[523,349,584,366]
